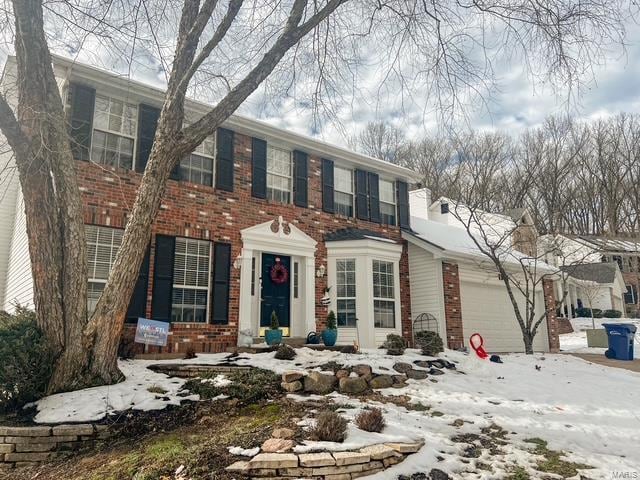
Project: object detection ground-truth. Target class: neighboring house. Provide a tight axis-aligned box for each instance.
[404,188,559,353]
[0,55,418,352]
[559,263,626,315]
[540,234,638,316]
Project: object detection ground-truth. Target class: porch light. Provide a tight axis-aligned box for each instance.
[316,264,326,278]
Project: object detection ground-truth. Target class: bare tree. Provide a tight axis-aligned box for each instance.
[351,121,407,164]
[0,0,631,392]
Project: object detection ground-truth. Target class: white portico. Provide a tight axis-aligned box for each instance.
[237,217,317,342]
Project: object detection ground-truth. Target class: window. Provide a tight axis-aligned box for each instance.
[373,260,395,328]
[334,167,354,217]
[266,146,292,203]
[91,95,137,169]
[336,259,357,327]
[379,180,396,225]
[440,202,449,214]
[171,238,211,323]
[251,257,256,296]
[179,134,215,186]
[293,262,300,299]
[86,225,124,314]
[625,285,637,305]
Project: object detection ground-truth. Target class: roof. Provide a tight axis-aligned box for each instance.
[560,262,619,284]
[324,228,397,243]
[4,55,418,182]
[577,236,640,254]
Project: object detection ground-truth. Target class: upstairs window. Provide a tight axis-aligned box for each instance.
[171,238,211,323]
[334,166,354,217]
[625,285,637,305]
[336,259,357,327]
[379,179,396,225]
[180,135,215,186]
[86,225,123,314]
[266,146,292,203]
[373,260,395,328]
[91,95,137,169]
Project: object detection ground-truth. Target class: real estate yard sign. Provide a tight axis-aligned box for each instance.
[134,318,169,347]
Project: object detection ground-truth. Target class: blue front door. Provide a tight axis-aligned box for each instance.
[260,253,291,335]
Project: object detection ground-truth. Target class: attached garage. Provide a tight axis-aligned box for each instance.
[459,267,549,353]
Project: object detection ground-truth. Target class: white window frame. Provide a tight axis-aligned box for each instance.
[379,179,396,226]
[180,134,216,187]
[334,166,354,217]
[171,237,212,323]
[86,225,124,314]
[266,145,292,203]
[90,94,138,170]
[372,259,396,328]
[336,258,357,327]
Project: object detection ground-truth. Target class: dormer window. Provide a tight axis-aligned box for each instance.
[440,202,449,214]
[91,95,137,169]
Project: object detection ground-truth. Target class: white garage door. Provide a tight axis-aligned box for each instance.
[460,280,549,353]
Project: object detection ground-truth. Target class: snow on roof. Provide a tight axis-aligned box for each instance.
[578,236,640,253]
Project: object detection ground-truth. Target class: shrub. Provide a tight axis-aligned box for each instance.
[384,334,406,356]
[270,311,279,330]
[326,310,337,330]
[575,307,603,318]
[183,346,197,360]
[415,331,444,356]
[355,407,385,433]
[309,411,348,442]
[274,344,296,360]
[183,368,281,404]
[603,309,623,318]
[0,308,54,413]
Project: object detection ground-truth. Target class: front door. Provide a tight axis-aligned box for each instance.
[260,253,291,336]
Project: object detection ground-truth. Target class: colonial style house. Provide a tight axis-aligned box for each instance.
[0,55,418,353]
[405,188,560,353]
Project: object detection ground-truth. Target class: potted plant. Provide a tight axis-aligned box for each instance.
[265,311,283,346]
[322,310,338,347]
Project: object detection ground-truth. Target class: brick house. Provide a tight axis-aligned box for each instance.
[0,55,418,353]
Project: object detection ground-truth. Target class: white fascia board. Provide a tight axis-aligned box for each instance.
[37,54,418,183]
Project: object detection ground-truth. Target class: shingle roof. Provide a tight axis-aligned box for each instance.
[560,262,619,284]
[324,228,397,243]
[578,236,640,253]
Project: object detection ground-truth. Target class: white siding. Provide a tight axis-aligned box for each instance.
[407,243,445,338]
[3,189,34,312]
[0,167,20,309]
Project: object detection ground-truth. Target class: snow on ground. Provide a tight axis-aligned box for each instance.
[560,317,640,358]
[32,347,640,477]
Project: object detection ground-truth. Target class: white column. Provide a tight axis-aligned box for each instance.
[304,255,316,335]
[237,247,254,342]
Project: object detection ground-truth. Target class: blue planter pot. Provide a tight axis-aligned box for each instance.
[265,329,283,346]
[322,328,338,347]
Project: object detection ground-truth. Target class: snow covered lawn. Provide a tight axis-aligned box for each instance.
[560,316,640,358]
[32,348,640,477]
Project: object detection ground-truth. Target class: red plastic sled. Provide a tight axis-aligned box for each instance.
[470,333,489,359]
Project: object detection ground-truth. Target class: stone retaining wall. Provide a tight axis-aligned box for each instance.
[148,364,251,378]
[226,441,423,479]
[0,424,110,469]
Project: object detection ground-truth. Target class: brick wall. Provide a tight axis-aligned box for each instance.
[543,278,560,352]
[441,262,464,349]
[78,130,412,353]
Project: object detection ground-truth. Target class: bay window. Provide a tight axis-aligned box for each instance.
[171,238,211,323]
[373,260,395,328]
[336,259,357,327]
[91,95,137,169]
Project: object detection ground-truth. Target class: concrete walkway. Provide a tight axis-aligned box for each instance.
[569,353,640,373]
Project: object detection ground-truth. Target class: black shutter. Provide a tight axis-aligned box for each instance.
[321,158,334,213]
[211,242,231,325]
[368,172,381,223]
[293,150,308,207]
[135,104,161,173]
[215,128,234,191]
[126,247,150,323]
[397,180,410,229]
[355,169,369,220]
[69,83,95,161]
[251,137,267,199]
[151,235,175,322]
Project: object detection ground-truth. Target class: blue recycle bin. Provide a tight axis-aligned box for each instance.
[603,323,637,361]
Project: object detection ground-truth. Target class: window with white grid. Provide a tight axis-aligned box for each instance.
[373,260,395,328]
[86,225,123,314]
[171,238,211,323]
[91,95,137,169]
[180,134,215,186]
[266,146,292,203]
[379,179,396,225]
[336,259,357,327]
[334,167,354,217]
